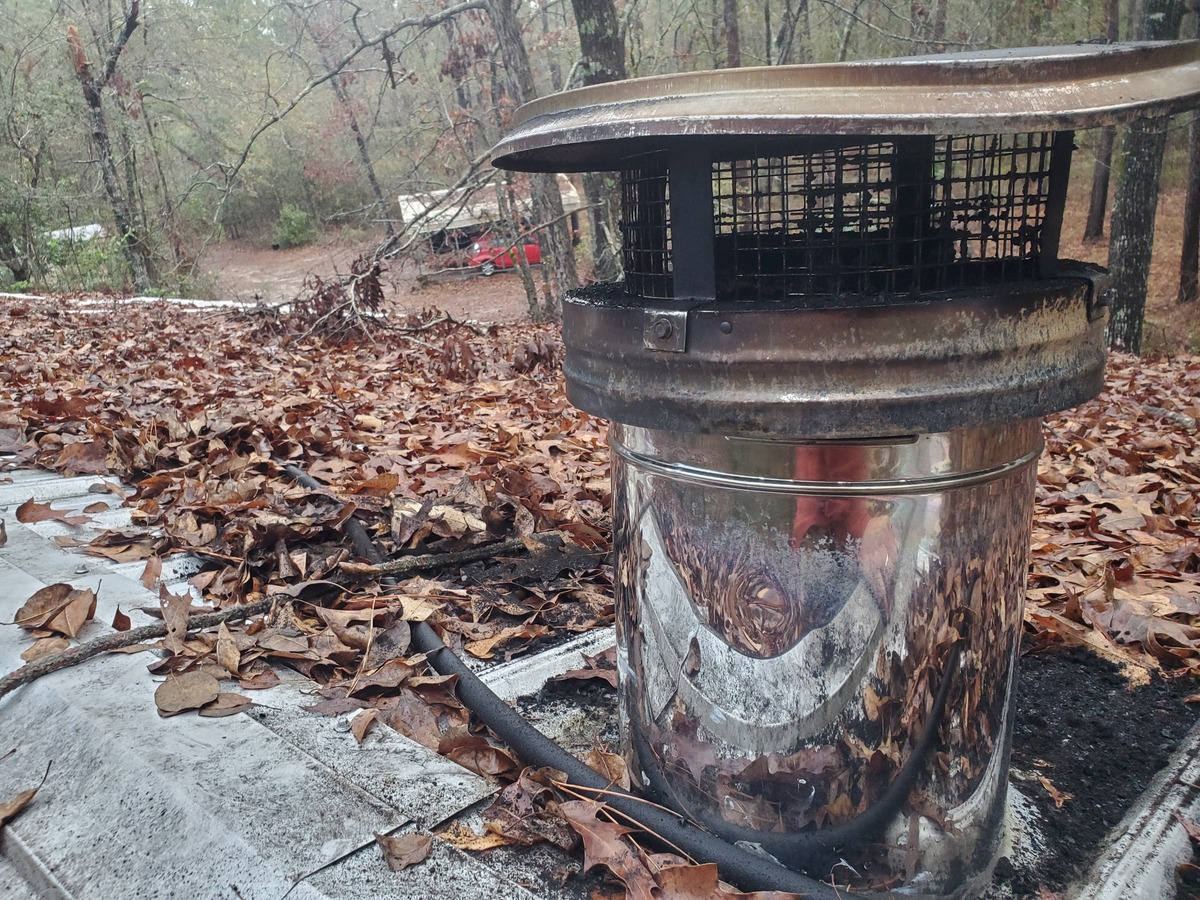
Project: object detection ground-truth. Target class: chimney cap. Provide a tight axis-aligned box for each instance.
[492,41,1200,173]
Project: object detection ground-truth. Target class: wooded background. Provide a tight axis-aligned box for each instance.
[0,0,1196,350]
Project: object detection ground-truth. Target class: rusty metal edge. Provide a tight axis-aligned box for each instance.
[559,281,1107,437]
[492,41,1200,172]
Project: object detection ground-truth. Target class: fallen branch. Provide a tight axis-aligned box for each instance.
[339,537,529,577]
[0,597,273,701]
[1141,404,1198,433]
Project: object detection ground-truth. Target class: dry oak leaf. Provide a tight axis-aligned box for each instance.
[158,585,193,656]
[375,832,433,871]
[0,763,50,829]
[20,637,70,663]
[15,584,97,638]
[350,708,379,745]
[215,622,241,675]
[15,498,91,526]
[155,670,221,717]
[1176,812,1200,845]
[559,799,658,900]
[436,821,510,852]
[140,556,162,590]
[1037,774,1073,809]
[583,748,630,792]
[199,693,254,718]
[437,726,519,778]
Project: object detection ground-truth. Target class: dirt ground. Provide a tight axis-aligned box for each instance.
[199,185,1198,347]
[200,235,533,324]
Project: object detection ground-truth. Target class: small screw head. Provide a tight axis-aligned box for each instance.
[719,320,733,334]
[74,564,88,575]
[651,317,674,340]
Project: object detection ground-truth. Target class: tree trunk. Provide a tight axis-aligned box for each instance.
[1083,0,1120,243]
[65,8,151,293]
[496,179,541,319]
[0,221,33,283]
[930,0,949,51]
[327,69,395,239]
[1104,0,1187,352]
[724,0,742,67]
[486,0,578,318]
[838,0,866,61]
[1084,126,1117,242]
[301,10,396,240]
[1180,117,1199,303]
[1179,11,1200,304]
[774,0,808,64]
[570,0,626,283]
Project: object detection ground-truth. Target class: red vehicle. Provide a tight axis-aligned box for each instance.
[468,235,541,275]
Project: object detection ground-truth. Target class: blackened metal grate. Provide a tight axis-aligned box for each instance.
[620,152,672,299]
[621,132,1063,303]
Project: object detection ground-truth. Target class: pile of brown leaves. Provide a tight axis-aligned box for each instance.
[1031,354,1200,681]
[2,294,1200,895]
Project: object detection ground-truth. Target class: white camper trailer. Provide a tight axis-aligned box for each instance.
[397,174,581,254]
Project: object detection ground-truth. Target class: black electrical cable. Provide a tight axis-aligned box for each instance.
[283,464,894,898]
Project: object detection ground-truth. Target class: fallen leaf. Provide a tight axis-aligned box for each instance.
[653,861,724,897]
[583,748,630,791]
[375,832,432,871]
[350,708,379,744]
[355,414,386,432]
[438,727,519,778]
[15,498,91,526]
[436,821,510,851]
[199,693,253,718]
[215,622,241,675]
[20,637,70,662]
[0,519,6,547]
[111,607,131,632]
[481,768,579,851]
[464,624,549,660]
[159,585,192,655]
[238,664,281,691]
[140,556,162,590]
[1037,774,1073,809]
[559,799,657,900]
[15,584,97,638]
[154,670,221,717]
[1177,812,1200,844]
[0,763,51,828]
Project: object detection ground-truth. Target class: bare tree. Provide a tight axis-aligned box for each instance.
[724,0,742,66]
[1179,9,1200,304]
[485,0,578,319]
[570,0,626,284]
[1084,0,1121,243]
[292,4,396,239]
[1104,0,1188,352]
[773,0,810,64]
[65,1,150,291]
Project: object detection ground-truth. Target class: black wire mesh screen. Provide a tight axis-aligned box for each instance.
[620,152,672,299]
[620,133,1061,302]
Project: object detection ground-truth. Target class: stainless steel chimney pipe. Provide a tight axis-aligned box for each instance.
[492,42,1200,896]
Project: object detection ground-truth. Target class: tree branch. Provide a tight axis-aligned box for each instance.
[101,0,140,86]
[0,597,273,701]
[213,0,487,225]
[339,537,530,577]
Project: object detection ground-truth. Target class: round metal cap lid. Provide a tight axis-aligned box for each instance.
[492,41,1200,172]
